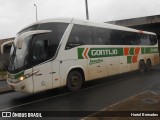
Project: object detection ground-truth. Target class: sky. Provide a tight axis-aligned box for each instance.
[0,0,160,39]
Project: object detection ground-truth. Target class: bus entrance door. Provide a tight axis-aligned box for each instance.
[51,61,61,88]
[32,62,53,93]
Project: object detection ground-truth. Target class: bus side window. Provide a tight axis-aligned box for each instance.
[92,27,107,45]
[110,30,116,45]
[105,29,111,45]
[33,39,49,62]
[66,25,93,49]
[39,23,68,57]
[150,35,157,45]
[140,34,151,45]
[122,32,140,45]
[110,30,122,45]
[133,34,141,45]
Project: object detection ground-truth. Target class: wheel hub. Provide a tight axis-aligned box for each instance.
[71,76,79,86]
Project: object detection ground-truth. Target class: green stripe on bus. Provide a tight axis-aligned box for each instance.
[78,48,85,59]
[8,71,24,79]
[127,56,132,64]
[141,48,145,54]
[141,47,159,54]
[78,47,159,59]
[129,48,135,55]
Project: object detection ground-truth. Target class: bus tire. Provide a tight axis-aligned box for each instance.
[138,60,146,73]
[67,70,83,91]
[146,59,151,71]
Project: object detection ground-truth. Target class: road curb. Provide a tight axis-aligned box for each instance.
[0,89,14,95]
[0,79,14,94]
[0,79,7,81]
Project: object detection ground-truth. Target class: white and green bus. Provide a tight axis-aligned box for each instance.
[7,18,159,93]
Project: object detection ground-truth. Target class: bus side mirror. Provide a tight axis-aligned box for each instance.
[17,40,23,49]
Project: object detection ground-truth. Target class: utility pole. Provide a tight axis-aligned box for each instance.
[85,0,89,20]
[34,4,38,21]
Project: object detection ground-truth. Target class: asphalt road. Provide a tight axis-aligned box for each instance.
[0,66,160,120]
[0,80,7,88]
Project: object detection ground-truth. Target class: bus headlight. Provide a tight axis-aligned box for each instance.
[18,74,31,81]
[19,76,25,81]
[18,70,39,82]
[18,73,33,81]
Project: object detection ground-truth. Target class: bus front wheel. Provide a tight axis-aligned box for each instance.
[67,71,83,91]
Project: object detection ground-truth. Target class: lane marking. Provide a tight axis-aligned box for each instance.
[0,74,137,111]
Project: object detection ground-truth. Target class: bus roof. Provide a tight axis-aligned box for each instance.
[20,18,156,35]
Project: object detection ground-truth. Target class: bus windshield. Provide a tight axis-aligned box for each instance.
[8,35,31,72]
[8,23,68,73]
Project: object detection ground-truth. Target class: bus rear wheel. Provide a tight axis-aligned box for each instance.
[146,59,151,71]
[67,71,83,91]
[138,60,146,73]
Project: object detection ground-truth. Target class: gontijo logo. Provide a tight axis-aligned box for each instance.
[91,49,118,56]
[78,48,123,59]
